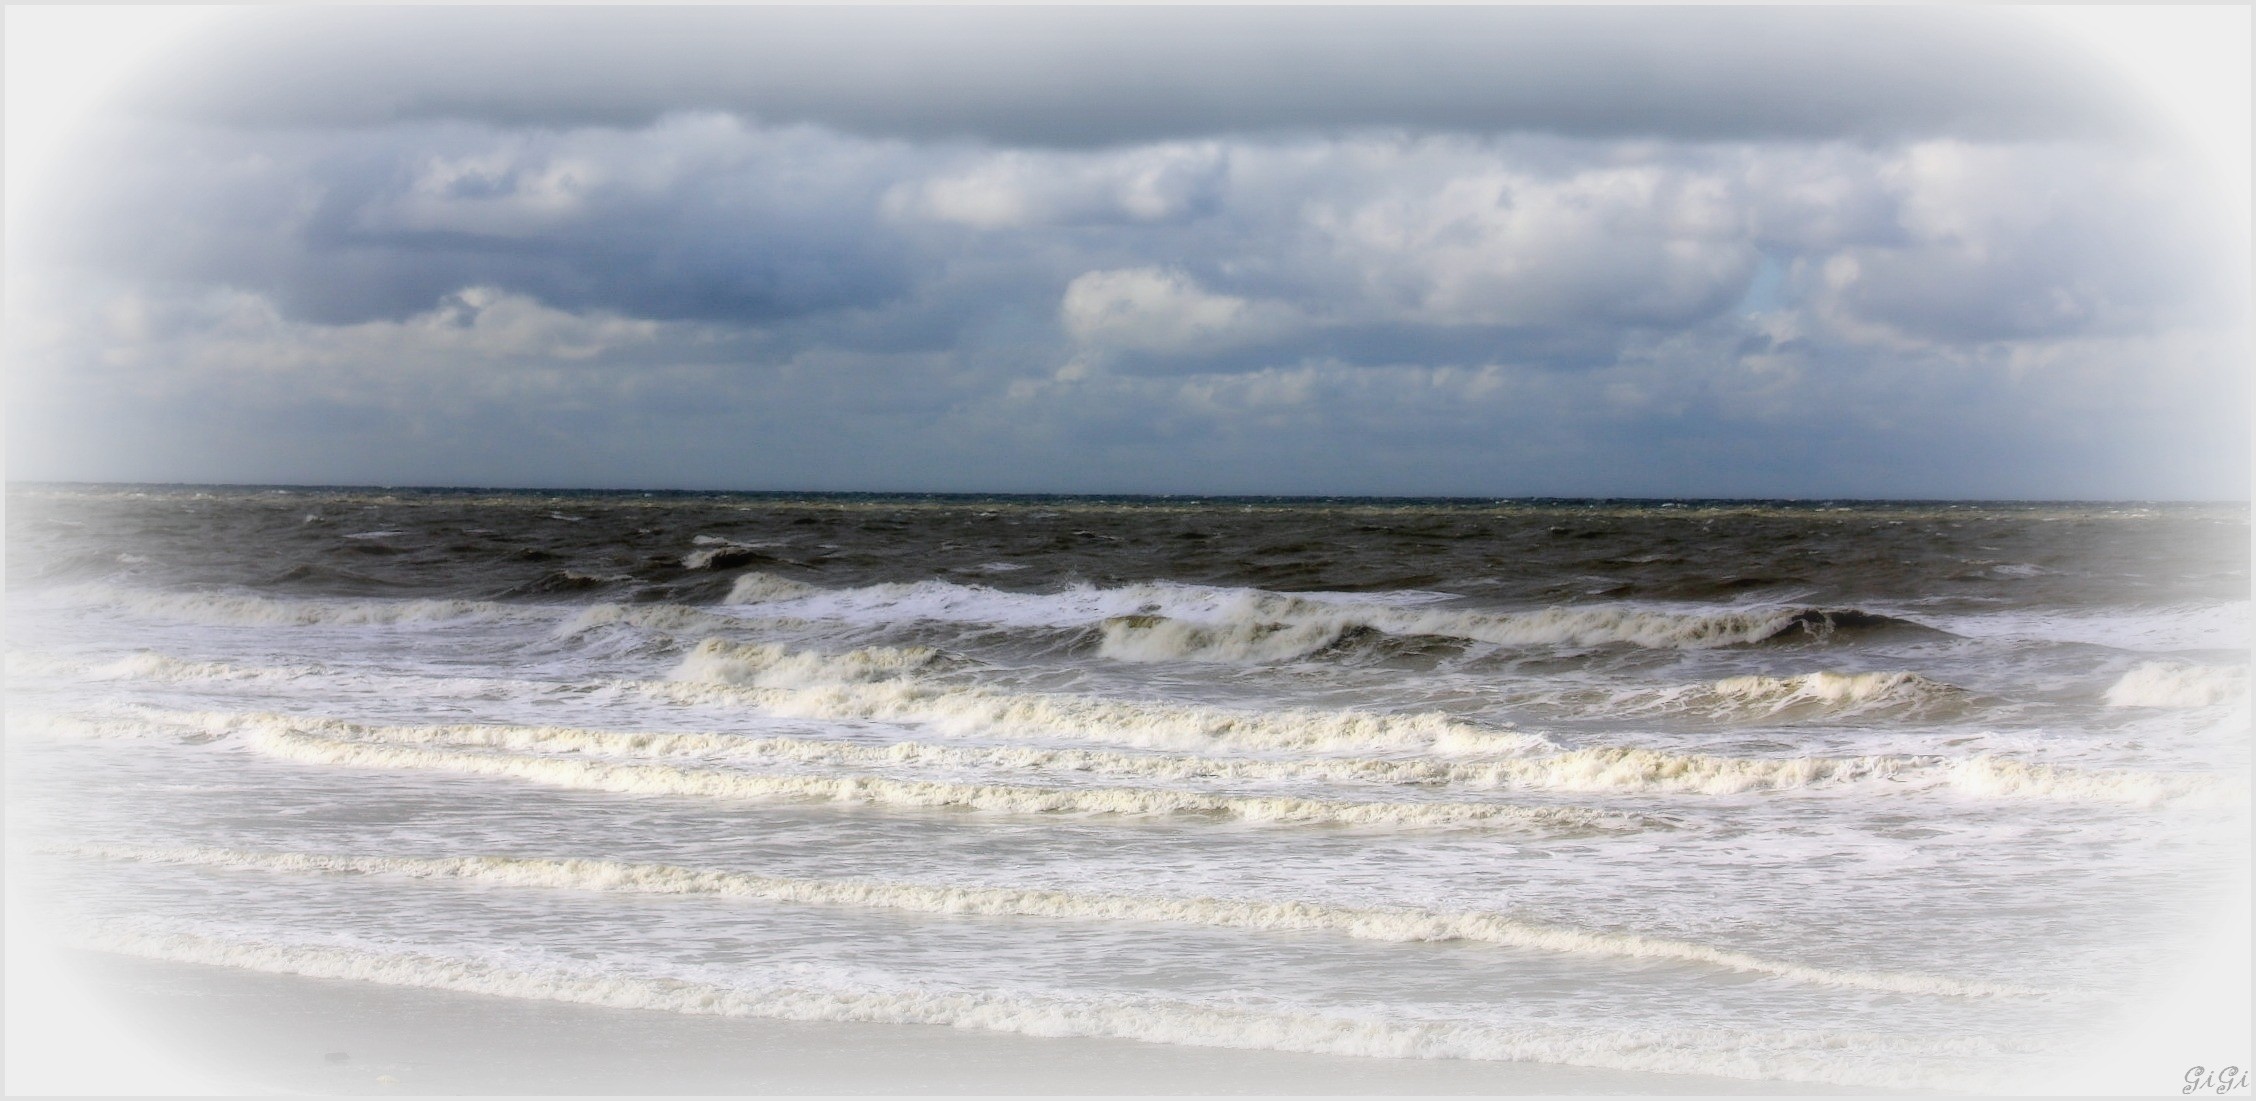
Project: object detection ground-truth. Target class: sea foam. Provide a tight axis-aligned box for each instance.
[239,726,1626,831]
[37,707,2232,809]
[665,638,1547,756]
[79,927,2028,1090]
[2102,662,2249,709]
[715,576,1925,661]
[77,845,2043,998]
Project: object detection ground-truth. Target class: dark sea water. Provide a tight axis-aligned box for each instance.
[6,485,2250,1089]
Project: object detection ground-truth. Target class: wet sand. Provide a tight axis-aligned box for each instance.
[13,948,1872,1095]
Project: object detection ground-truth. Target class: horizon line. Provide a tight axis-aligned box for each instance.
[5,479,2247,508]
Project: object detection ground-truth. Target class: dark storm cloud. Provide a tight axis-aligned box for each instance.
[133,6,2149,146]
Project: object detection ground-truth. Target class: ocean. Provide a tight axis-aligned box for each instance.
[5,485,2249,1091]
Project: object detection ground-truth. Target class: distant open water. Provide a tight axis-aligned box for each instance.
[5,486,2250,1089]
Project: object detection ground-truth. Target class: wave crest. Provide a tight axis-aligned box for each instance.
[661,639,1544,756]
[241,726,1623,831]
[1095,601,1926,664]
[557,603,748,637]
[48,708,2230,810]
[1948,757,2233,808]
[676,637,945,686]
[689,577,1934,662]
[724,572,821,604]
[2102,662,2249,709]
[52,710,1913,796]
[1707,671,1959,716]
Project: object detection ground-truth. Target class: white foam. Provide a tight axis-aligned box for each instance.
[1544,670,1964,725]
[1948,757,2235,808]
[239,727,1621,831]
[280,715,2252,807]
[675,638,944,686]
[78,845,2043,999]
[1707,671,1959,715]
[36,695,2236,811]
[1098,603,1828,661]
[2103,662,2250,709]
[64,709,1919,796]
[9,641,1547,759]
[1098,616,1365,663]
[79,927,2025,1089]
[342,717,1922,795]
[717,578,1849,658]
[555,603,750,637]
[723,572,821,603]
[666,641,1543,757]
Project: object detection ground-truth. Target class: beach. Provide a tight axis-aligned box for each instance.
[19,946,1858,1095]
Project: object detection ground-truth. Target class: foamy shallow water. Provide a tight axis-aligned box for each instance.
[6,488,2249,1090]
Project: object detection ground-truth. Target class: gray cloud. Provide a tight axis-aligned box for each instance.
[7,8,2245,499]
[35,115,924,326]
[134,7,2150,146]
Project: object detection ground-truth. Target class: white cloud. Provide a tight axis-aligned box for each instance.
[1798,140,2216,344]
[1300,157,1759,329]
[886,143,1227,229]
[32,284,676,409]
[1060,267,1295,354]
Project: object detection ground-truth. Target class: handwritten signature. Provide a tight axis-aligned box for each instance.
[2185,1066,2252,1095]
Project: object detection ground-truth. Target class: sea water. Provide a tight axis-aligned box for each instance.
[5,487,2248,1090]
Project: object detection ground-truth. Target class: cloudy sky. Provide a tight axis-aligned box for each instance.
[5,7,2249,498]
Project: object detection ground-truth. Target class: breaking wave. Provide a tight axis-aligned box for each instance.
[711,577,1936,662]
[556,602,754,637]
[78,927,2027,1089]
[1519,670,1968,724]
[48,710,1898,795]
[1097,616,1392,664]
[58,578,1934,666]
[2102,662,2249,709]
[239,726,1625,831]
[675,637,947,685]
[13,640,1546,759]
[725,572,822,603]
[41,707,2232,809]
[684,544,779,570]
[666,639,1545,756]
[1705,671,1962,716]
[78,845,2041,999]
[1946,757,2236,808]
[328,716,1924,795]
[1098,605,1927,663]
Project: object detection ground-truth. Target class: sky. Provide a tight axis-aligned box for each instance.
[3,6,2249,499]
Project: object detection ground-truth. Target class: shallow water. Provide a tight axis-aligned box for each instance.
[6,486,2249,1089]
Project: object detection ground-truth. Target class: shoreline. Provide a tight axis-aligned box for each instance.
[19,948,1879,1095]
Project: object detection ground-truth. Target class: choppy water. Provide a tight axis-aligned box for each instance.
[6,485,2250,1089]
